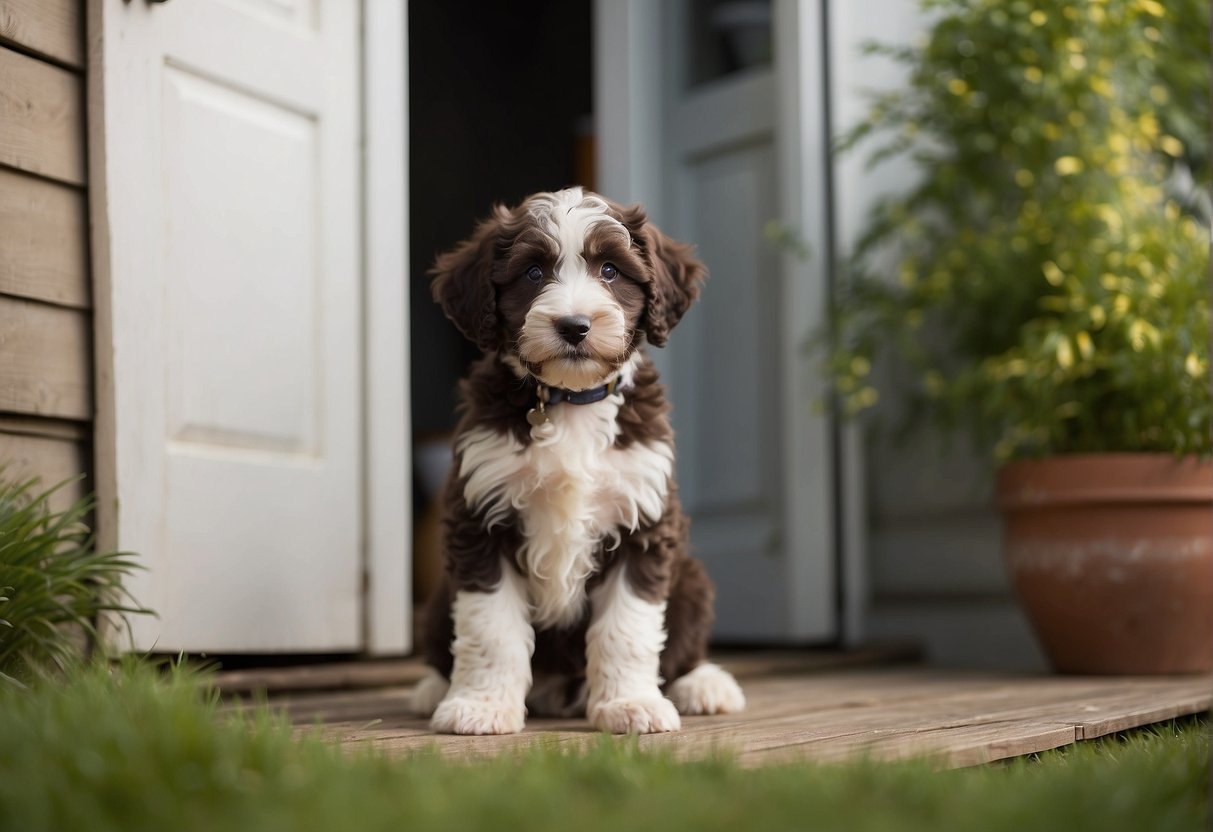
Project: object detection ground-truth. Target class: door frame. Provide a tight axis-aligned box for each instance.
[361,0,411,654]
[594,0,848,642]
[85,0,411,655]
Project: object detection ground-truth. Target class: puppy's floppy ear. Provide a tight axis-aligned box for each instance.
[430,204,513,351]
[616,203,707,347]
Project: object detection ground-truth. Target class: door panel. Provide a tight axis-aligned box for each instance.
[93,0,361,652]
[682,143,777,512]
[162,67,321,455]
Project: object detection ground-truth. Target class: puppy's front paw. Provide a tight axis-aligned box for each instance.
[589,695,681,734]
[430,695,525,735]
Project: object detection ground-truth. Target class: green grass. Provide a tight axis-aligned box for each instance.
[0,475,146,685]
[0,661,1206,832]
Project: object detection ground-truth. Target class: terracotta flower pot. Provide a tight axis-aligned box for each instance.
[997,453,1213,674]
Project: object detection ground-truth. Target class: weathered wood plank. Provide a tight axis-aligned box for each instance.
[0,0,82,69]
[734,720,1082,768]
[267,668,1213,769]
[0,295,90,419]
[0,45,84,185]
[0,167,88,307]
[0,429,86,512]
[219,660,432,696]
[0,413,87,441]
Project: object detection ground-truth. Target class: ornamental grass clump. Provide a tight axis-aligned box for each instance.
[0,474,146,685]
[829,0,1210,462]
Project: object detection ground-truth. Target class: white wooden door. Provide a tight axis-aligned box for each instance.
[595,0,836,642]
[91,0,370,652]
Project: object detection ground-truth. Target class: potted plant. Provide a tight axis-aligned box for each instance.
[827,0,1211,673]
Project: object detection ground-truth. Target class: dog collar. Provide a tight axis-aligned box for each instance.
[526,378,619,427]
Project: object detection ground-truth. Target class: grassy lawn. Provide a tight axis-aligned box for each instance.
[0,661,1206,832]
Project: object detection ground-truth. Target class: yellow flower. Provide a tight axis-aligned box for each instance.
[947,78,969,96]
[850,356,871,378]
[1089,76,1114,97]
[1042,261,1065,286]
[1089,305,1107,328]
[1029,10,1048,25]
[1186,353,1205,378]
[1056,338,1075,369]
[1159,135,1184,156]
[1069,54,1087,71]
[1024,66,1044,84]
[1076,331,1094,360]
[852,387,879,409]
[1138,0,1165,18]
[1054,156,1084,176]
[1097,205,1123,231]
[1128,320,1159,352]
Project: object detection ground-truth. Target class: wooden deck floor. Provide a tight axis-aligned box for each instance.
[220,653,1212,769]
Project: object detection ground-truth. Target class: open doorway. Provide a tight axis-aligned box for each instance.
[408,1,594,624]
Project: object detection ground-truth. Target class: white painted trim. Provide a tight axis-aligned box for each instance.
[87,0,164,649]
[592,0,664,213]
[362,0,411,655]
[773,0,837,639]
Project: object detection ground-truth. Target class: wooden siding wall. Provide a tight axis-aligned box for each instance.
[0,0,91,509]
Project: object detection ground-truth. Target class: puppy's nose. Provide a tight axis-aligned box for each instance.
[555,315,591,346]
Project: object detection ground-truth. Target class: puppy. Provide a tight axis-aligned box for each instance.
[411,187,744,735]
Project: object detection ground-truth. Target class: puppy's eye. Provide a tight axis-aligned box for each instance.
[524,265,544,283]
[601,263,619,283]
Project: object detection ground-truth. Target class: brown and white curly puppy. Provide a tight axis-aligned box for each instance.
[411,187,745,735]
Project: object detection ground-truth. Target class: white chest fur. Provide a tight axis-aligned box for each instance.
[456,392,673,628]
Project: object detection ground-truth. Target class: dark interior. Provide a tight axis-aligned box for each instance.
[408,0,594,607]
[408,0,594,438]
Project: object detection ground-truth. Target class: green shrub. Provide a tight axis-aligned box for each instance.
[0,474,146,684]
[829,0,1211,462]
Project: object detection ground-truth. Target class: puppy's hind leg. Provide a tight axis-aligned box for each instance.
[667,663,745,716]
[409,669,450,717]
[661,556,745,716]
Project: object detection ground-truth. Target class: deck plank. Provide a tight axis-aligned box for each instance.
[245,662,1211,768]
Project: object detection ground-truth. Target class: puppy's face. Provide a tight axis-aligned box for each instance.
[431,188,706,390]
